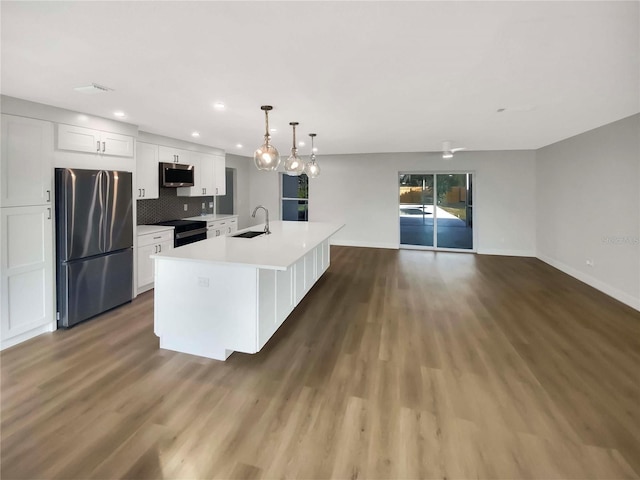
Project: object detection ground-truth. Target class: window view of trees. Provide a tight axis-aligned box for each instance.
[281,174,308,221]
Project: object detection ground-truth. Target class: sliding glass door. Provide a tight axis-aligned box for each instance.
[399,174,434,247]
[399,173,473,250]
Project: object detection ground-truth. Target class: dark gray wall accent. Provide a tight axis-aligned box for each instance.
[137,188,213,225]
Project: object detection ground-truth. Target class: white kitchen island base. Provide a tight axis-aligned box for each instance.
[153,222,341,361]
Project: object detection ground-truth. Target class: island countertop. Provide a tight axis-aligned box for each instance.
[151,221,344,270]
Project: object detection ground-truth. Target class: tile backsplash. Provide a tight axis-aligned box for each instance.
[137,188,214,225]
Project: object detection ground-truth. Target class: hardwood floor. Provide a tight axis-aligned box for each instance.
[2,246,639,479]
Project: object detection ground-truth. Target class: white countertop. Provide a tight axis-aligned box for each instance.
[182,214,238,222]
[137,225,175,236]
[151,221,344,270]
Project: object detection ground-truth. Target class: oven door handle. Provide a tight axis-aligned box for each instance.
[175,228,208,240]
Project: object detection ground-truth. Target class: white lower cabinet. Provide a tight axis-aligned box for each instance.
[137,228,174,294]
[206,217,238,238]
[1,205,55,349]
[258,240,330,350]
[153,234,335,361]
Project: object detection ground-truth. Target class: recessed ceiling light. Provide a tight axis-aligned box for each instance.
[191,131,200,137]
[298,141,305,147]
[213,102,225,110]
[236,144,243,148]
[113,111,126,118]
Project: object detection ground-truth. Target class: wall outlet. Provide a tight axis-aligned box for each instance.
[198,277,210,287]
[184,204,188,211]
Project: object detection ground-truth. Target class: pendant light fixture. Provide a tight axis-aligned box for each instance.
[254,106,280,171]
[304,133,321,178]
[284,122,305,176]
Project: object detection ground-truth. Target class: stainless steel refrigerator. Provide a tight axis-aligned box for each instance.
[55,168,133,328]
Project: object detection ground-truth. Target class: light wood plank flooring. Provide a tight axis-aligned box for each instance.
[2,247,639,479]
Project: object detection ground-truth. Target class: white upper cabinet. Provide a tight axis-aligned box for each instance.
[135,142,159,200]
[1,115,53,208]
[158,146,189,164]
[200,154,216,196]
[176,152,224,197]
[100,131,134,157]
[57,124,133,157]
[213,154,226,196]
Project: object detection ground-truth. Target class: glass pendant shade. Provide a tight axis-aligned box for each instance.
[304,133,321,178]
[254,106,280,171]
[284,122,305,176]
[305,158,320,178]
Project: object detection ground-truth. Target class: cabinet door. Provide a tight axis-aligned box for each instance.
[1,205,54,342]
[137,243,156,289]
[212,154,226,196]
[158,146,188,164]
[276,267,294,325]
[304,249,317,288]
[257,269,277,350]
[294,257,305,304]
[101,132,134,157]
[57,124,101,154]
[136,142,159,199]
[228,219,238,235]
[157,239,174,255]
[200,154,216,196]
[1,115,53,207]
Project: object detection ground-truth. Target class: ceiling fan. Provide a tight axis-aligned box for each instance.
[442,141,466,159]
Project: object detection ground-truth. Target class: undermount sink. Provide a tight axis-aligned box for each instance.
[232,231,265,239]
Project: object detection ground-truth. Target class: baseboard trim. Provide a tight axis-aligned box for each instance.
[1,322,56,351]
[477,248,536,257]
[330,239,399,250]
[537,254,640,312]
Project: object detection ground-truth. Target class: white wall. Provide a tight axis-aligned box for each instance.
[249,163,281,228]
[224,154,253,229]
[248,150,537,255]
[536,114,640,310]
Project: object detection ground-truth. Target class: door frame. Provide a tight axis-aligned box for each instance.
[398,170,477,252]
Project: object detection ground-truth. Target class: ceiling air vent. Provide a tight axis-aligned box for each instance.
[73,83,113,94]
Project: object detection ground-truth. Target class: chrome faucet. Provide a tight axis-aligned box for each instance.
[252,205,271,235]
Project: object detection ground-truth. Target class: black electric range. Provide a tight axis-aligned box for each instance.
[154,219,207,247]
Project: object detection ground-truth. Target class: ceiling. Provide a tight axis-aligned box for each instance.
[1,1,638,156]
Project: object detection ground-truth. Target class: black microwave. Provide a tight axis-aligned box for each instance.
[159,162,195,187]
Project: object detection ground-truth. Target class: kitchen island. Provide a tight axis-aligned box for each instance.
[151,221,344,360]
